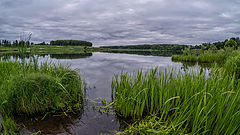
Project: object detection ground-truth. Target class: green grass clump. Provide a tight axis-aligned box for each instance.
[172,55,197,62]
[0,117,19,135]
[223,55,240,78]
[0,61,84,134]
[172,53,227,63]
[198,53,227,63]
[112,68,240,134]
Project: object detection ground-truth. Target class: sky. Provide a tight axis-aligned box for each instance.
[0,0,240,46]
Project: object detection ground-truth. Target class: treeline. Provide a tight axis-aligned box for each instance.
[0,40,33,47]
[0,40,93,47]
[100,44,188,52]
[50,40,92,46]
[191,37,240,50]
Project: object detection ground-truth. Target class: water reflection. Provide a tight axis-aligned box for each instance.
[50,53,92,59]
[16,110,84,135]
[101,50,181,56]
[0,52,213,135]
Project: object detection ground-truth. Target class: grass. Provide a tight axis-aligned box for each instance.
[172,53,227,63]
[112,68,240,134]
[171,55,198,62]
[172,47,239,64]
[223,55,240,79]
[198,53,227,63]
[0,60,84,134]
[0,45,94,54]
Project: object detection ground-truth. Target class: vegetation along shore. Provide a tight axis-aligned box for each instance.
[0,37,240,134]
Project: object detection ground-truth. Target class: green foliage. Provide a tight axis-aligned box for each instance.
[0,61,83,115]
[100,44,188,55]
[1,117,20,135]
[172,55,198,62]
[223,55,240,78]
[112,68,240,134]
[172,48,235,63]
[0,61,84,134]
[197,53,227,63]
[225,39,238,49]
[120,115,183,135]
[190,37,240,51]
[50,40,92,46]
[209,44,217,53]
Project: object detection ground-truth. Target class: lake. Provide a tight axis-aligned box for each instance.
[1,52,208,135]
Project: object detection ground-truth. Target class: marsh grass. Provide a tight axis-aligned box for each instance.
[112,68,240,134]
[172,53,227,64]
[0,61,84,134]
[223,55,240,79]
[172,48,239,64]
[171,55,197,62]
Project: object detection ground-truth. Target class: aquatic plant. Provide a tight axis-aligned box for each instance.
[223,55,240,79]
[0,61,84,134]
[112,68,240,134]
[171,55,197,62]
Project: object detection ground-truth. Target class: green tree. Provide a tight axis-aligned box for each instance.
[225,39,238,49]
[209,44,217,53]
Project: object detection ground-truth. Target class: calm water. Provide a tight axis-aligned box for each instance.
[5,52,207,135]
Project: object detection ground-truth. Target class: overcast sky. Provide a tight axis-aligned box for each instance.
[0,0,240,46]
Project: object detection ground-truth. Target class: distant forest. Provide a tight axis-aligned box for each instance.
[101,37,240,52]
[50,40,92,46]
[101,44,188,50]
[1,37,239,50]
[0,40,92,47]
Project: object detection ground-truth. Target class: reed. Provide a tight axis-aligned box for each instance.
[198,53,227,63]
[0,61,84,134]
[172,49,237,64]
[112,68,240,134]
[171,55,198,62]
[223,55,240,79]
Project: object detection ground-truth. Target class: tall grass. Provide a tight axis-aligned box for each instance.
[198,53,227,63]
[172,55,198,62]
[223,55,240,79]
[172,53,227,63]
[112,68,240,134]
[0,61,84,134]
[172,48,238,64]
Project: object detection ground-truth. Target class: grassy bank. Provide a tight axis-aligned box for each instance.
[0,61,84,134]
[112,66,240,134]
[171,47,238,64]
[0,45,95,54]
[172,52,229,63]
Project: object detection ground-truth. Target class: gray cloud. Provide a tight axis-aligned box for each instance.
[0,0,240,46]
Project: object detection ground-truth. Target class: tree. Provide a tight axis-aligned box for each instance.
[209,44,217,53]
[20,32,32,47]
[225,39,238,50]
[50,40,93,46]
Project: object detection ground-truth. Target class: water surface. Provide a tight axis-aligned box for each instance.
[5,52,207,135]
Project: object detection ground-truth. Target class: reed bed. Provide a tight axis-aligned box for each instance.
[112,68,240,134]
[198,53,227,63]
[223,55,240,79]
[172,53,227,63]
[171,55,198,62]
[0,61,84,134]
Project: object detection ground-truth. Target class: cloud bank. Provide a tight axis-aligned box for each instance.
[0,0,240,46]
